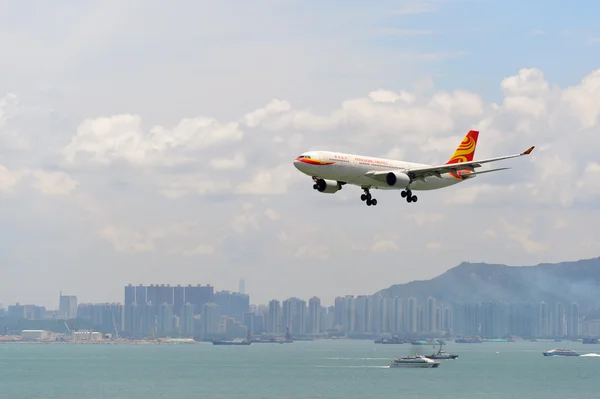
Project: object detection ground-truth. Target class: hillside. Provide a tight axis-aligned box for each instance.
[377,257,600,313]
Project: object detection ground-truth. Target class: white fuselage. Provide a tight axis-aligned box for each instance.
[293,150,471,191]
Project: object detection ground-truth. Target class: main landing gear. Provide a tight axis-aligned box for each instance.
[401,189,418,203]
[360,188,377,206]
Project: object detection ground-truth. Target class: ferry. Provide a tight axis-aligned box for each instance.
[389,355,440,368]
[542,348,579,357]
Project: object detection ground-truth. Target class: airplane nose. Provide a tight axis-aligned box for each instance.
[293,158,301,170]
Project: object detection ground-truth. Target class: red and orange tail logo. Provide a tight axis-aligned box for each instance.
[446,130,479,165]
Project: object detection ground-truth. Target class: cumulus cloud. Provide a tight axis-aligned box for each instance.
[30,170,79,196]
[0,164,21,194]
[62,114,244,167]
[3,64,600,307]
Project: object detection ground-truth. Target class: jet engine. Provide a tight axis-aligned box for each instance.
[315,178,341,194]
[385,171,411,187]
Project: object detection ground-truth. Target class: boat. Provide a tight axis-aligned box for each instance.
[543,348,579,357]
[374,336,407,344]
[424,342,458,360]
[455,338,482,343]
[389,355,440,368]
[212,339,251,345]
[583,338,599,344]
[212,335,251,345]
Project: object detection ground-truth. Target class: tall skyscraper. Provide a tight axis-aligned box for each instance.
[268,300,281,333]
[308,297,321,334]
[570,303,580,338]
[59,293,78,319]
[427,297,437,332]
[202,303,220,335]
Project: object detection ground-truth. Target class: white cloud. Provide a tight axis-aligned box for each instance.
[30,170,79,196]
[264,209,280,221]
[62,114,244,167]
[0,164,22,195]
[182,244,216,257]
[372,239,398,253]
[2,59,600,308]
[98,220,218,256]
[500,218,549,254]
[210,153,246,171]
[426,242,443,250]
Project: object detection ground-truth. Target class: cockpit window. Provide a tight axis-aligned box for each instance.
[297,155,312,159]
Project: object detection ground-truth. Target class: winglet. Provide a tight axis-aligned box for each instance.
[522,146,535,155]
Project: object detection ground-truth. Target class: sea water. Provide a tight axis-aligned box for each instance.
[1,340,599,399]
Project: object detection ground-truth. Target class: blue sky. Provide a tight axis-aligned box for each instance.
[0,1,599,308]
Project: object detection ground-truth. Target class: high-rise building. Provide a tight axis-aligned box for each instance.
[135,285,146,305]
[173,285,185,317]
[202,302,220,335]
[555,302,565,337]
[427,297,437,332]
[180,302,195,337]
[308,297,321,334]
[157,285,174,307]
[267,300,281,333]
[569,303,580,338]
[78,303,123,335]
[214,291,250,322]
[185,285,214,314]
[406,297,417,334]
[538,301,551,337]
[59,293,78,319]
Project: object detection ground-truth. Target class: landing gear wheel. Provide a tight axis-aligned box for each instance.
[313,184,318,190]
[401,190,407,198]
[361,188,376,206]
[411,195,417,203]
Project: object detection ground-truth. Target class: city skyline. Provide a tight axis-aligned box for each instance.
[4,284,595,340]
[1,2,600,310]
[3,254,600,310]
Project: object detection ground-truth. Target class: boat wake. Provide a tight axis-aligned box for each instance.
[317,365,390,369]
[580,353,600,357]
[325,357,389,360]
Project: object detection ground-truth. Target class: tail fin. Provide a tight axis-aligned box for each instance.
[446,130,479,164]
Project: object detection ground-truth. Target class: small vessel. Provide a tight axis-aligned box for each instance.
[583,338,599,344]
[543,348,579,357]
[425,343,458,360]
[455,337,482,343]
[389,355,440,368]
[374,335,407,344]
[212,339,251,346]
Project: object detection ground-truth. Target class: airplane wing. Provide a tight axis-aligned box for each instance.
[403,146,534,180]
[364,146,534,183]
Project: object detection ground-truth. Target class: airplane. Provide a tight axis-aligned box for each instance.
[292,129,534,206]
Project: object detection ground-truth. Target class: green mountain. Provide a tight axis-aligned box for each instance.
[377,257,600,314]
